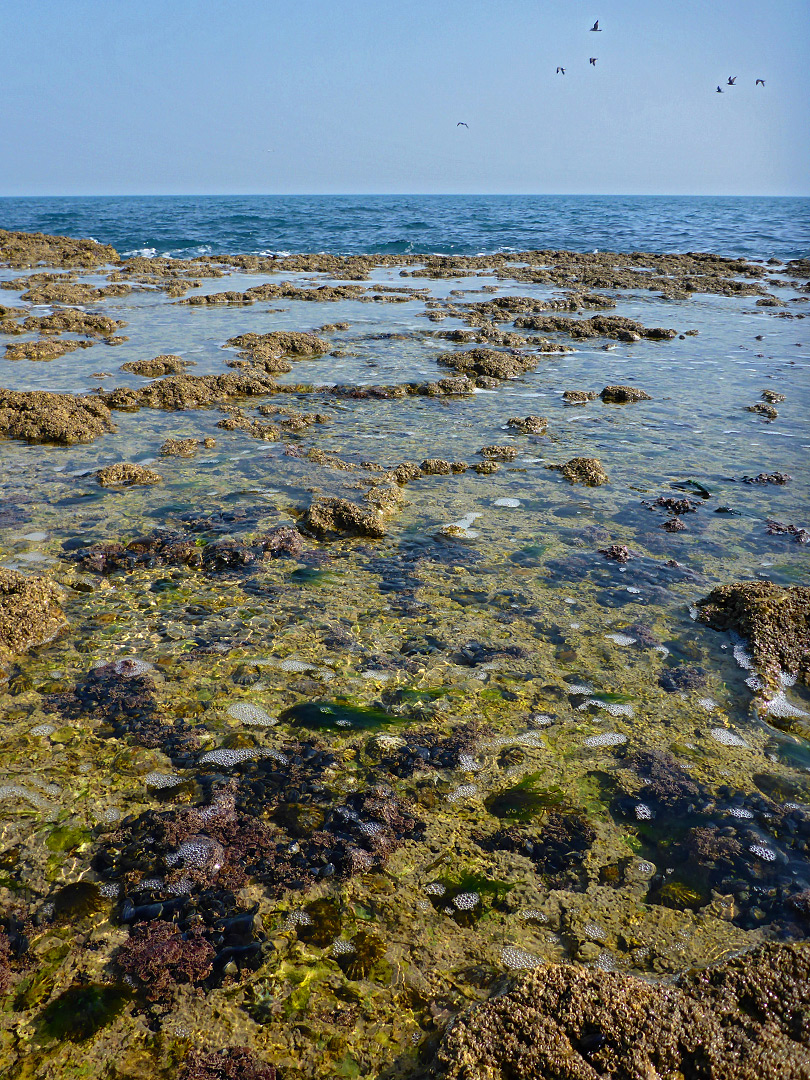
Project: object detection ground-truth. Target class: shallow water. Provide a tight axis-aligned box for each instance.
[0,246,809,1078]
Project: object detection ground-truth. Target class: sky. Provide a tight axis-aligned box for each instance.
[1,0,808,197]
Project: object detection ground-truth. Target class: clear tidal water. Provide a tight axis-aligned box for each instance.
[0,208,808,1078]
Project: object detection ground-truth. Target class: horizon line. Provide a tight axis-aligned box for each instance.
[1,192,808,200]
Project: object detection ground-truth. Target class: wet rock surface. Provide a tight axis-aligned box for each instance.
[548,456,609,485]
[0,388,116,444]
[428,943,810,1080]
[96,462,163,486]
[0,569,67,662]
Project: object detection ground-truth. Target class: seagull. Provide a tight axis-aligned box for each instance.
[556,66,565,74]
[590,20,601,31]
[716,85,723,93]
[589,57,598,65]
[457,122,468,127]
[756,79,765,86]
[727,76,737,85]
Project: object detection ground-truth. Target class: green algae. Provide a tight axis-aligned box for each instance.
[40,983,131,1042]
[278,699,405,731]
[484,772,563,821]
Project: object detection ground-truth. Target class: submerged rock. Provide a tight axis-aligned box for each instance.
[0,569,67,663]
[0,389,116,444]
[96,462,163,486]
[160,436,216,456]
[178,1047,276,1080]
[548,457,609,486]
[696,581,810,688]
[430,942,810,1080]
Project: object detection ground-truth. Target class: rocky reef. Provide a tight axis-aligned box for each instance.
[428,942,810,1080]
[0,568,67,664]
[0,388,116,444]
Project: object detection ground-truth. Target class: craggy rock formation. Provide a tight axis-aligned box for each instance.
[697,581,810,687]
[420,459,468,475]
[121,354,195,377]
[600,385,652,403]
[548,457,609,486]
[0,389,116,444]
[178,1047,276,1080]
[224,331,331,373]
[301,497,387,539]
[0,569,67,662]
[160,436,216,456]
[97,373,280,411]
[506,415,547,434]
[514,313,677,342]
[436,348,540,381]
[429,943,810,1080]
[478,445,519,462]
[0,229,119,268]
[96,463,163,487]
[746,402,778,421]
[563,390,598,404]
[4,338,88,362]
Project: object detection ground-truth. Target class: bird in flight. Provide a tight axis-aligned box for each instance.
[727,76,737,85]
[457,122,468,127]
[556,66,565,74]
[716,85,723,93]
[589,57,598,66]
[590,20,601,31]
[756,79,765,86]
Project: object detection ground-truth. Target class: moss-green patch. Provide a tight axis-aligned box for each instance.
[40,983,130,1041]
[484,772,561,822]
[279,699,405,732]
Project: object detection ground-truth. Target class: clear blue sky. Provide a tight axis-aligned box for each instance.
[2,0,808,196]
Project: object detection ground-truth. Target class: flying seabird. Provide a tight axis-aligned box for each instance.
[756,79,765,86]
[556,66,565,74]
[716,85,723,93]
[590,20,601,31]
[589,57,597,65]
[457,122,468,127]
[727,76,737,85]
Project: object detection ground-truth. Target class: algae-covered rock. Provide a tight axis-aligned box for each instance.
[98,372,279,411]
[0,389,116,444]
[696,581,810,687]
[160,436,215,456]
[0,228,118,268]
[4,338,86,362]
[421,459,468,475]
[96,462,163,487]
[431,942,810,1080]
[436,348,538,381]
[600,385,652,404]
[121,354,195,376]
[548,457,609,486]
[746,401,778,420]
[0,569,67,662]
[301,497,386,539]
[178,1046,276,1080]
[563,389,598,404]
[506,415,547,434]
[224,330,330,366]
[478,445,519,462]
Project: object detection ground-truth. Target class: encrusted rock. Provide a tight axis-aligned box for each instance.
[563,390,597,404]
[5,339,87,362]
[0,389,115,444]
[600,385,652,404]
[746,402,778,420]
[478,445,519,462]
[506,415,547,434]
[96,463,163,487]
[98,373,279,412]
[430,942,810,1080]
[0,228,118,268]
[436,348,539,381]
[420,459,468,475]
[121,355,195,377]
[301,497,386,539]
[0,569,67,662]
[548,457,609,486]
[160,437,215,456]
[696,581,810,688]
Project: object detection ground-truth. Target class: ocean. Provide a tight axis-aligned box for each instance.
[0,193,808,260]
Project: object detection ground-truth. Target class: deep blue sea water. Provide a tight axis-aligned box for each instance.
[0,194,808,261]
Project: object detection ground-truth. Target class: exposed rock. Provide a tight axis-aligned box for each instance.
[0,229,118,268]
[98,373,279,412]
[746,402,778,420]
[436,348,540,380]
[563,390,597,404]
[547,457,609,486]
[514,313,676,342]
[762,390,786,404]
[20,310,126,338]
[160,437,216,456]
[121,355,195,377]
[4,338,87,362]
[661,515,687,532]
[600,385,652,404]
[224,331,330,371]
[599,544,631,563]
[301,497,387,539]
[741,472,791,485]
[696,581,810,687]
[477,445,518,462]
[0,389,116,444]
[0,569,67,663]
[420,459,467,475]
[473,461,499,474]
[430,942,810,1080]
[506,415,547,434]
[96,463,163,487]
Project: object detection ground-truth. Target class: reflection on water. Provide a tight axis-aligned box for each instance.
[0,249,808,1078]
